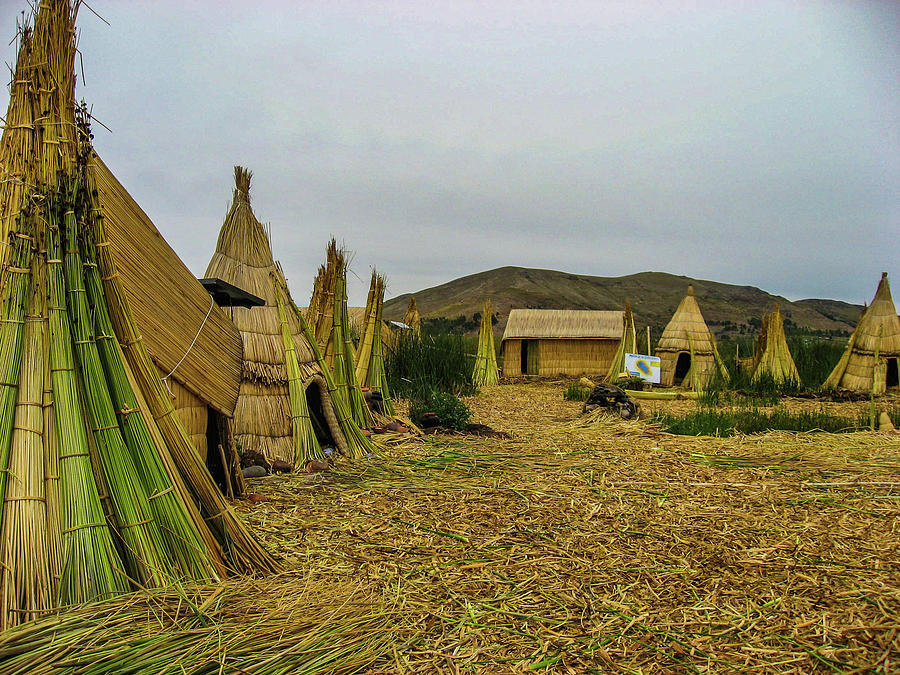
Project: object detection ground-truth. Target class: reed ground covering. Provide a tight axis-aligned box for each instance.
[5,381,896,673]
[234,381,898,673]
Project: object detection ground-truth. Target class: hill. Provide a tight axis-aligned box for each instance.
[383,267,861,338]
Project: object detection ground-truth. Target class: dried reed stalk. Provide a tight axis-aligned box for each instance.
[472,298,499,386]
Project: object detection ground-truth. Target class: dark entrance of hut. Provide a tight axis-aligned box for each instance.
[521,340,539,375]
[204,409,243,498]
[887,357,899,389]
[673,352,691,386]
[306,379,338,449]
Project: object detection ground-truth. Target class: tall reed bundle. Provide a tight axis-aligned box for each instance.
[404,296,421,334]
[472,299,499,386]
[205,168,347,464]
[274,273,377,459]
[605,301,637,382]
[354,271,394,414]
[825,273,900,394]
[0,0,279,627]
[750,304,800,385]
[308,241,373,430]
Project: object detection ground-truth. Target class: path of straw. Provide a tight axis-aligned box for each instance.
[240,381,899,674]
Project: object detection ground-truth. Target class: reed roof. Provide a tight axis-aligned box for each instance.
[501,309,622,341]
[656,285,718,355]
[92,155,242,416]
[205,167,320,384]
[846,273,900,357]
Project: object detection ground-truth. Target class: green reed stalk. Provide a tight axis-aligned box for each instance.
[276,287,323,465]
[80,219,219,582]
[48,199,127,605]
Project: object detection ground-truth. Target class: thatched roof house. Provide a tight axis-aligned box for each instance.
[501,309,622,377]
[205,168,347,464]
[656,285,728,389]
[825,273,900,394]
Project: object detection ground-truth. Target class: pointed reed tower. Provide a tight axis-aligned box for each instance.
[205,169,351,464]
[824,273,900,394]
[656,285,729,389]
[750,304,800,385]
[473,299,499,386]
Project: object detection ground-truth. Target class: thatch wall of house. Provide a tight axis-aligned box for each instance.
[825,273,900,394]
[501,309,622,377]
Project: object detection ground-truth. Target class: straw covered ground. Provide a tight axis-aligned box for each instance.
[2,381,896,673]
[236,381,900,673]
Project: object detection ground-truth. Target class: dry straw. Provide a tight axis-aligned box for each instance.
[403,295,421,334]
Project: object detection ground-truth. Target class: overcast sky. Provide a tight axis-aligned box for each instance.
[1,1,897,307]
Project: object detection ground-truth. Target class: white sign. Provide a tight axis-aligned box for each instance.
[624,353,661,384]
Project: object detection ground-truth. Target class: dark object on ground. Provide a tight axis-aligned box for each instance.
[305,458,330,474]
[420,412,441,428]
[423,422,510,439]
[384,420,409,433]
[583,383,640,419]
[240,447,271,473]
[271,460,292,474]
[363,388,384,414]
[241,465,267,479]
[247,493,268,504]
[463,423,511,439]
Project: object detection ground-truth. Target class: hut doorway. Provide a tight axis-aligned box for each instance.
[521,340,539,375]
[887,358,899,389]
[673,352,691,386]
[305,379,338,448]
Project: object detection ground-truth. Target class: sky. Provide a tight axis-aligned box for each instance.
[0,1,897,307]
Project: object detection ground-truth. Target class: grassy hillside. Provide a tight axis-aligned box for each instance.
[383,267,861,338]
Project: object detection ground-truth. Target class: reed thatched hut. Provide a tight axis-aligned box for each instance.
[205,168,347,465]
[92,157,243,468]
[501,309,622,377]
[749,303,800,384]
[825,273,900,394]
[656,285,728,389]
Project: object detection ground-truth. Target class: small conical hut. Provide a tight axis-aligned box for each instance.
[473,299,499,386]
[605,301,637,382]
[205,169,348,465]
[824,273,900,394]
[656,285,728,389]
[750,304,800,384]
[404,296,421,334]
[0,0,275,629]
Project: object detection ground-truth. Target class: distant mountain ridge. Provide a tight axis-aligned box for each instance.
[383,267,864,337]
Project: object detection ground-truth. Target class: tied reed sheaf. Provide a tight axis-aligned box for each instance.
[472,298,499,386]
[0,0,278,629]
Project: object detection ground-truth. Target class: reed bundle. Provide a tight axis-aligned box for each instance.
[0,0,278,627]
[308,241,373,430]
[403,295,421,334]
[472,298,500,386]
[354,271,394,414]
[750,303,801,385]
[605,300,638,382]
[274,272,377,459]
